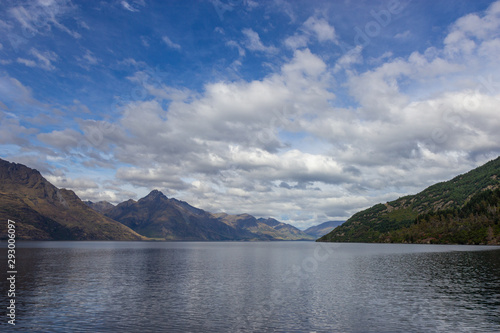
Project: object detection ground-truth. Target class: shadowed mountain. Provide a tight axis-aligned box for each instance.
[0,158,146,240]
[303,221,345,238]
[104,190,245,240]
[318,156,500,244]
[105,192,314,241]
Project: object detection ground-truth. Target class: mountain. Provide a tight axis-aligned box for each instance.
[0,158,146,241]
[213,213,315,241]
[304,221,345,238]
[104,190,244,240]
[105,191,314,241]
[84,200,115,214]
[318,156,500,245]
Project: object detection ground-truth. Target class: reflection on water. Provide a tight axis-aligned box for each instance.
[1,242,499,332]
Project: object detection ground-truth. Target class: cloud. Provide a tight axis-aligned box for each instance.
[284,16,337,50]
[444,1,500,59]
[17,48,58,70]
[37,129,83,153]
[45,174,99,190]
[140,36,150,47]
[16,58,37,67]
[162,35,181,50]
[302,17,337,43]
[76,49,100,69]
[226,40,246,57]
[284,34,309,49]
[242,28,278,53]
[394,30,410,39]
[0,75,38,106]
[0,112,38,146]
[30,48,58,70]
[121,1,139,12]
[8,0,81,38]
[334,45,363,72]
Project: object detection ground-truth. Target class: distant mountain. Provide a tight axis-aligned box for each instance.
[0,158,145,241]
[213,213,314,241]
[318,156,500,245]
[105,191,314,241]
[304,221,345,238]
[85,200,115,214]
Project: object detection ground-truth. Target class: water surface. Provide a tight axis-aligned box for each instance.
[1,241,499,332]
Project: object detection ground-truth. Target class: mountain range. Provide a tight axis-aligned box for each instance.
[0,158,313,241]
[318,156,500,245]
[86,190,314,241]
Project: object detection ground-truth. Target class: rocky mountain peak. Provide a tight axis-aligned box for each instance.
[143,189,167,201]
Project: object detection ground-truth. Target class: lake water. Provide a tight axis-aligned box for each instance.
[1,241,499,332]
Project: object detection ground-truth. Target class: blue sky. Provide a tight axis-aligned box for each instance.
[1,0,500,229]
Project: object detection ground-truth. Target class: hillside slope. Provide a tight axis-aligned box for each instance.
[318,156,500,244]
[0,158,146,240]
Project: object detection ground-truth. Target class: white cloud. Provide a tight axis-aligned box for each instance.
[284,16,337,50]
[334,45,363,72]
[17,48,58,70]
[242,28,278,53]
[121,1,139,12]
[284,34,309,49]
[226,40,246,57]
[0,75,37,106]
[45,175,99,190]
[9,0,81,38]
[16,58,37,67]
[76,49,100,69]
[162,35,181,50]
[394,30,410,39]
[302,17,337,43]
[443,1,500,59]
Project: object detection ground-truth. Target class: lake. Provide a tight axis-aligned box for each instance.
[1,241,499,332]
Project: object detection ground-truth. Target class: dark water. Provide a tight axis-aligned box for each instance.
[1,241,499,332]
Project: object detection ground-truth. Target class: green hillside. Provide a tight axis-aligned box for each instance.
[318,156,500,244]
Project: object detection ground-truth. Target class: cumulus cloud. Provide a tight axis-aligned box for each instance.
[284,16,337,50]
[302,17,337,43]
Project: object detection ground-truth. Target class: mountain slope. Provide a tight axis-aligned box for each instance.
[318,156,500,244]
[304,221,345,238]
[106,191,314,241]
[0,158,146,240]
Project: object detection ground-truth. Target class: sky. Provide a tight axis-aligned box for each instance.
[1,0,500,230]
